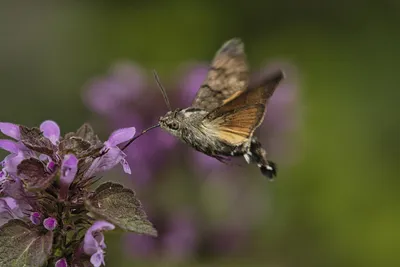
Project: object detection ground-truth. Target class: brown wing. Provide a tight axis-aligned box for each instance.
[191,38,249,111]
[202,70,284,145]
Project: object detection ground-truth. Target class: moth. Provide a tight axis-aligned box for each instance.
[123,38,284,178]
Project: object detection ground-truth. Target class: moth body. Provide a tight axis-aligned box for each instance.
[158,38,283,179]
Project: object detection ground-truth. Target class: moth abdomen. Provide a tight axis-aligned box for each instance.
[247,138,277,179]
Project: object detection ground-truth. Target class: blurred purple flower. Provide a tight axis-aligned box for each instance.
[161,212,198,260]
[83,62,146,117]
[125,211,198,261]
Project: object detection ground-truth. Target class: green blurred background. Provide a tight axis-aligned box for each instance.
[1,1,399,266]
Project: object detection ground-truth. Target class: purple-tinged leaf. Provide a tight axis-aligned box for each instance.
[19,126,56,156]
[75,123,102,144]
[0,219,53,266]
[85,182,157,236]
[17,158,56,191]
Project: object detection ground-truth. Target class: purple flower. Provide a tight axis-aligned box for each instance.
[85,127,135,177]
[59,154,78,200]
[0,122,20,140]
[40,120,60,145]
[83,221,115,267]
[55,258,68,267]
[43,217,57,231]
[30,211,42,225]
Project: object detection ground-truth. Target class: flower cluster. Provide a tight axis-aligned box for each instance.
[0,121,156,266]
[83,61,300,261]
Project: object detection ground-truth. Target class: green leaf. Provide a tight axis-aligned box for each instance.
[0,220,53,267]
[17,158,56,191]
[85,182,157,237]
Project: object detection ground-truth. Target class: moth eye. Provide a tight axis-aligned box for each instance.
[169,122,179,130]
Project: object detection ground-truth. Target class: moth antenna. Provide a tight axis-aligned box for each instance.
[153,70,172,111]
[121,124,160,151]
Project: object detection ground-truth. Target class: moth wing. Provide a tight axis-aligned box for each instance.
[202,70,284,145]
[191,38,249,111]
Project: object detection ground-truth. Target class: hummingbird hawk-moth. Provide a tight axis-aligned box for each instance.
[123,38,284,178]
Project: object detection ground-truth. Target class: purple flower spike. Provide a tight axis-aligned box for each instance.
[43,217,57,231]
[85,127,135,177]
[55,258,68,267]
[84,221,115,267]
[40,120,61,145]
[59,154,78,200]
[0,122,20,140]
[30,212,42,225]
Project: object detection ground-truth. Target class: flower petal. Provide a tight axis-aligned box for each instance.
[60,154,78,187]
[0,122,20,140]
[55,258,68,267]
[40,120,61,145]
[0,140,19,154]
[43,217,57,231]
[106,127,136,147]
[30,212,42,225]
[84,221,115,258]
[2,153,25,174]
[90,251,105,267]
[120,158,131,174]
[85,147,125,177]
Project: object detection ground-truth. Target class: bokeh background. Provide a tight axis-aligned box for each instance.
[1,1,399,267]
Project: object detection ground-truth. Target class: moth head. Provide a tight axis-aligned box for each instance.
[159,108,184,136]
